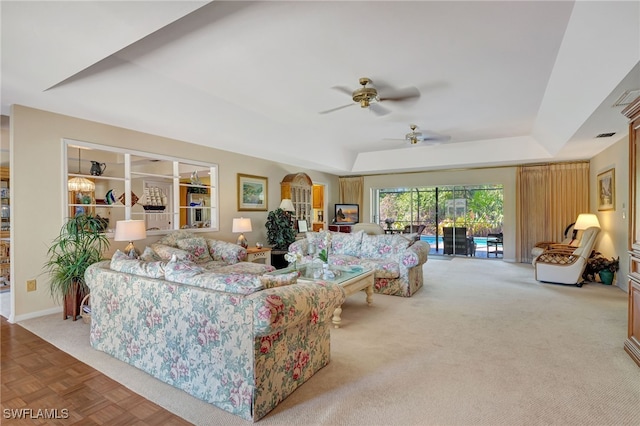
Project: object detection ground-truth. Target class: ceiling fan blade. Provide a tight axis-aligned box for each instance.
[419,133,451,142]
[319,103,354,114]
[331,86,353,96]
[369,103,390,116]
[379,86,421,102]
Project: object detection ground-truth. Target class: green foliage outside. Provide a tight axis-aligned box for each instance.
[378,185,503,237]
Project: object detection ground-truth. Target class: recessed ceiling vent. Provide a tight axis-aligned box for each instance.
[613,89,640,107]
[596,132,616,138]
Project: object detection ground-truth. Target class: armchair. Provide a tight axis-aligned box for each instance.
[533,226,600,286]
[531,221,579,261]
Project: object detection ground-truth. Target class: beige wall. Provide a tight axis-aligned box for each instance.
[8,105,631,321]
[9,105,339,322]
[589,135,629,290]
[364,167,518,261]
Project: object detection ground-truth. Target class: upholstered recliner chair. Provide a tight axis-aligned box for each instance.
[530,221,579,262]
[534,218,600,287]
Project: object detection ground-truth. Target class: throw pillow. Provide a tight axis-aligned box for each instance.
[139,246,161,262]
[156,229,197,247]
[110,249,165,279]
[151,243,195,262]
[176,237,213,263]
[206,239,246,264]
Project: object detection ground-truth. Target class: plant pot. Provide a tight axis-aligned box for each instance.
[599,270,614,285]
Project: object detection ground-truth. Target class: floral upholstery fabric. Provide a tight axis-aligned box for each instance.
[150,243,194,262]
[207,239,247,264]
[259,271,299,289]
[176,237,213,263]
[86,261,345,421]
[288,232,429,297]
[331,230,364,256]
[212,262,276,275]
[140,246,161,262]
[110,249,166,279]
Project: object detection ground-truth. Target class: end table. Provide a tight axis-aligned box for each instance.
[246,247,272,266]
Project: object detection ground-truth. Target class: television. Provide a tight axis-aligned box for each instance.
[334,204,359,225]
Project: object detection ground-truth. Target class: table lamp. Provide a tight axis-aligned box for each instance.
[233,217,252,248]
[279,198,295,212]
[114,220,147,258]
[574,213,601,230]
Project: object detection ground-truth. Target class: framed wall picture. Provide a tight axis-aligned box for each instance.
[297,220,308,233]
[597,168,615,211]
[237,174,268,211]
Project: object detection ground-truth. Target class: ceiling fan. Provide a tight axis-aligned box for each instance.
[387,124,451,145]
[319,77,420,116]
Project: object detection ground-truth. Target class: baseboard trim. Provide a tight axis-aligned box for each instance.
[13,306,62,324]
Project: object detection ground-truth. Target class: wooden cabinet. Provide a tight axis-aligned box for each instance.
[0,167,9,286]
[281,173,312,222]
[623,96,640,367]
[312,185,324,209]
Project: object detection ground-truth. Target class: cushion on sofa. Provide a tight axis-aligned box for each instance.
[176,237,213,263]
[331,230,364,256]
[305,231,331,252]
[110,249,166,279]
[359,258,400,279]
[151,243,195,262]
[360,234,410,259]
[139,246,161,262]
[164,255,205,281]
[207,239,246,264]
[156,229,199,247]
[259,271,298,289]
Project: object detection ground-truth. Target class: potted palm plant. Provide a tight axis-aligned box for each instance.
[44,214,110,320]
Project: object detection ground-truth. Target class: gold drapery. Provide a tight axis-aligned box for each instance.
[338,176,363,222]
[516,162,589,263]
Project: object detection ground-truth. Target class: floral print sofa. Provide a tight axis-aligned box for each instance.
[84,231,346,422]
[288,230,430,297]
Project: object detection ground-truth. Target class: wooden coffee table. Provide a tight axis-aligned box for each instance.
[270,264,374,328]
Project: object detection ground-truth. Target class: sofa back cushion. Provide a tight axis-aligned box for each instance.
[330,230,364,256]
[156,229,198,247]
[164,256,263,294]
[259,271,299,289]
[176,237,213,263]
[151,243,195,262]
[206,239,246,264]
[360,234,410,259]
[110,249,166,279]
[305,231,331,252]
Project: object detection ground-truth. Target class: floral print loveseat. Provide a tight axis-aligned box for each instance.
[288,230,429,297]
[84,231,346,422]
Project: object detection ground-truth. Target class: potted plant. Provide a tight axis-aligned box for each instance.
[265,208,296,250]
[584,253,619,285]
[44,214,110,320]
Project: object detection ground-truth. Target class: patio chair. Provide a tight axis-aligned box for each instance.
[443,227,472,256]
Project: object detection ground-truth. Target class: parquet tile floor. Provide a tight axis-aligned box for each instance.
[1,316,192,425]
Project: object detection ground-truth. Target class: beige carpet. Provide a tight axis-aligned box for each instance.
[19,257,640,425]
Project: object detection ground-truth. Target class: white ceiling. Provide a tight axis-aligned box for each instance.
[2,1,639,175]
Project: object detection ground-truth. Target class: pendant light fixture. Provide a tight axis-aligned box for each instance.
[67,147,95,192]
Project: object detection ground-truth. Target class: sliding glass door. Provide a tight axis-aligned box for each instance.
[375,184,503,257]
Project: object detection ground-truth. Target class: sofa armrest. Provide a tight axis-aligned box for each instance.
[288,239,309,257]
[398,240,430,268]
[250,281,345,336]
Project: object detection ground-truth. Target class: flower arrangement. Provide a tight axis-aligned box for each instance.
[318,249,328,263]
[284,252,301,269]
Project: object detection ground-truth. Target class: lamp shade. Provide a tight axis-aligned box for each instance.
[232,217,252,233]
[279,198,295,212]
[574,213,601,230]
[67,176,95,192]
[114,220,147,241]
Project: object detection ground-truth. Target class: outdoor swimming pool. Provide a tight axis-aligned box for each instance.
[420,235,488,248]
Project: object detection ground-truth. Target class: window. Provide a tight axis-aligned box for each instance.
[374,185,503,256]
[64,139,218,235]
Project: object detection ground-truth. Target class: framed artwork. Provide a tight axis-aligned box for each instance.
[597,168,615,211]
[297,220,308,233]
[237,174,268,211]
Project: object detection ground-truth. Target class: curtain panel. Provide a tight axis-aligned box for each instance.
[517,162,589,263]
[338,176,363,222]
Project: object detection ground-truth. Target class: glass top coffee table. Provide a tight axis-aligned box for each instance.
[270,264,374,328]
